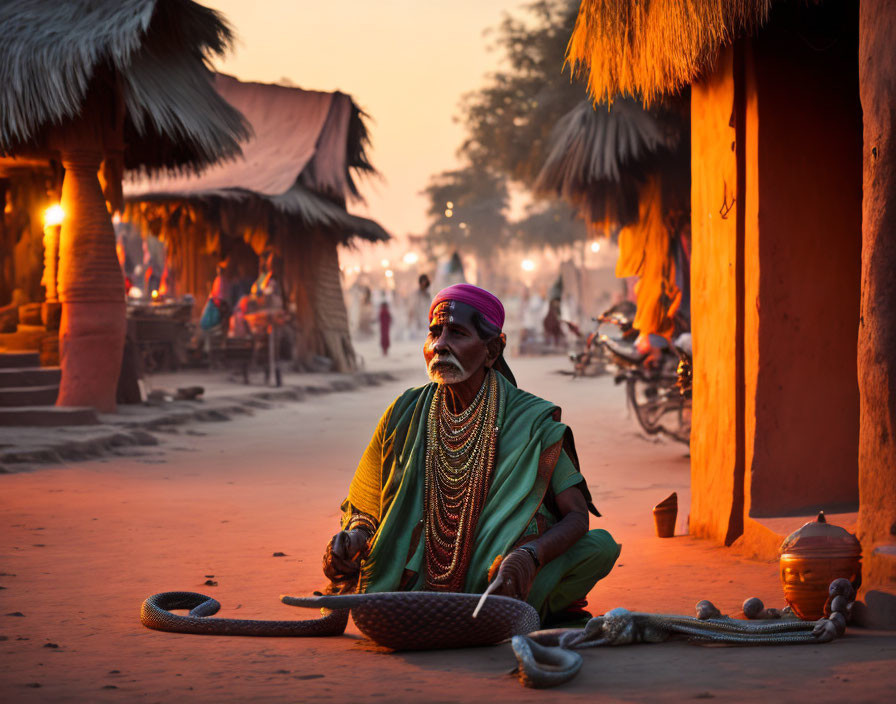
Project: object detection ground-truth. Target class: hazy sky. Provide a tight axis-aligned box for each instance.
[208,0,528,245]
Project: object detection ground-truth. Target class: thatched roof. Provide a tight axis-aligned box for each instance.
[0,0,248,172]
[125,75,388,243]
[567,0,771,104]
[535,98,678,224]
[135,185,389,244]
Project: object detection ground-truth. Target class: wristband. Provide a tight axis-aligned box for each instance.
[517,544,541,569]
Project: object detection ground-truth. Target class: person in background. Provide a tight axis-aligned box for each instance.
[412,273,432,336]
[209,260,232,308]
[200,260,233,333]
[251,249,283,311]
[378,300,392,356]
[543,297,565,348]
[358,286,374,338]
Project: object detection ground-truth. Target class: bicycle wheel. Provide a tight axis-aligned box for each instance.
[626,376,691,444]
[626,376,666,435]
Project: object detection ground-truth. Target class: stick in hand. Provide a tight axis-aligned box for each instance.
[472,577,502,619]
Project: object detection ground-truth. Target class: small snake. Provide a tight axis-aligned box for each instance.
[510,636,583,688]
[140,591,348,637]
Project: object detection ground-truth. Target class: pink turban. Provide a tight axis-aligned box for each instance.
[429,284,505,330]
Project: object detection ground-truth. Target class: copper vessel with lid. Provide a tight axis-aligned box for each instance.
[779,511,861,620]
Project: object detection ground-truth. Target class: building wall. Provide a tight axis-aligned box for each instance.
[281,229,356,372]
[744,5,862,518]
[310,231,355,372]
[857,0,896,628]
[690,2,862,543]
[689,46,742,544]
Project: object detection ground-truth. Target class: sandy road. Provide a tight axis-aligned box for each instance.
[1,345,893,702]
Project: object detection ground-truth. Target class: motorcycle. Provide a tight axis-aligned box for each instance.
[601,331,692,445]
[569,301,638,378]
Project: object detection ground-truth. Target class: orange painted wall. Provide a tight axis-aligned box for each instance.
[743,7,862,518]
[690,1,862,543]
[689,46,742,544]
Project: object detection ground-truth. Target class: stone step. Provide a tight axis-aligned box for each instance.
[0,326,47,351]
[0,351,40,368]
[0,405,98,427]
[0,367,61,388]
[0,385,59,407]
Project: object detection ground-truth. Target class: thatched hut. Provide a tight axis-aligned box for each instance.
[534,97,689,338]
[124,75,389,373]
[568,0,896,626]
[0,0,248,412]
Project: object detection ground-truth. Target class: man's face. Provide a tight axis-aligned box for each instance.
[424,301,488,385]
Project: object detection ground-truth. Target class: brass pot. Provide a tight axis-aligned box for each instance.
[779,512,861,620]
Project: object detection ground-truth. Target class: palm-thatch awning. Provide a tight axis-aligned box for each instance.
[125,74,388,243]
[0,0,249,173]
[567,0,772,104]
[534,98,679,225]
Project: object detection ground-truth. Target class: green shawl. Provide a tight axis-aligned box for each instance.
[346,372,572,594]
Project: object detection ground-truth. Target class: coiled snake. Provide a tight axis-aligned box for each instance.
[140,590,539,650]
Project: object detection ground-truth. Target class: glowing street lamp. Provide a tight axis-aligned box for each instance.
[44,204,65,227]
[591,241,601,253]
[521,259,536,272]
[402,252,419,266]
[444,208,453,218]
[381,258,390,268]
[385,269,394,278]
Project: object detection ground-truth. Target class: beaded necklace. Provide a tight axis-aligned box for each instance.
[423,368,501,592]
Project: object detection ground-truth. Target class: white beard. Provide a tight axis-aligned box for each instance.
[427,353,471,384]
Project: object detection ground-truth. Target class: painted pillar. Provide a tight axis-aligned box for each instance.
[857,0,896,629]
[688,46,742,544]
[54,118,126,412]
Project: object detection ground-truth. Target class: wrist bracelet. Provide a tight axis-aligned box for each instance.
[518,544,541,569]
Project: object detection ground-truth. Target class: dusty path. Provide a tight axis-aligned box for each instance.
[1,344,893,702]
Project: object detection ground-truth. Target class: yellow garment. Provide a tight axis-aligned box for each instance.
[342,398,398,525]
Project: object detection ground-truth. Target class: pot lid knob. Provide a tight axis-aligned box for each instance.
[779,511,861,558]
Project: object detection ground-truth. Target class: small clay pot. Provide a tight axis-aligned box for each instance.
[779,512,861,620]
[653,493,678,538]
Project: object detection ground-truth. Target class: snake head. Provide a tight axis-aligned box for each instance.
[812,619,838,643]
[601,608,636,645]
[557,615,606,648]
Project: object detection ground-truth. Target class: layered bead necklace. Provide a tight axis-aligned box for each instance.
[423,368,501,592]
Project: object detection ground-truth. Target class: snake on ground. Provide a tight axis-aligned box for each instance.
[141,583,850,689]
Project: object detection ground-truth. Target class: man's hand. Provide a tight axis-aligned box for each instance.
[488,547,538,601]
[322,528,369,580]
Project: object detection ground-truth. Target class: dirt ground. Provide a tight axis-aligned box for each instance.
[2,341,894,702]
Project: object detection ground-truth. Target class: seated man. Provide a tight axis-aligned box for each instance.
[324,284,620,625]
